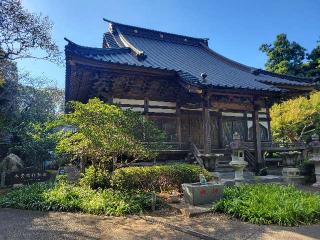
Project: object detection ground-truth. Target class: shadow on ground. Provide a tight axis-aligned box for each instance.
[0,208,196,240]
[1,208,320,240]
[148,212,320,240]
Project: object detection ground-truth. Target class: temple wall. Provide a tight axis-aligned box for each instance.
[66,62,272,148]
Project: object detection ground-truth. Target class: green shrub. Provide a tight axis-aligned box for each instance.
[0,183,52,211]
[79,166,110,189]
[111,163,213,192]
[0,182,156,216]
[213,184,320,226]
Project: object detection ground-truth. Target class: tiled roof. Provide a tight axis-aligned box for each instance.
[65,20,316,93]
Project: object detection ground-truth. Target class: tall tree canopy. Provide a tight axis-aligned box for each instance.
[0,0,63,167]
[259,33,306,76]
[304,39,320,78]
[8,76,64,168]
[261,34,320,143]
[260,34,320,80]
[270,91,320,143]
[0,0,60,63]
[0,58,18,128]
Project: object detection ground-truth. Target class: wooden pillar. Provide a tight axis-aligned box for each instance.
[203,93,211,154]
[217,110,223,149]
[252,106,264,169]
[266,107,272,142]
[143,97,149,142]
[176,103,182,143]
[244,112,249,141]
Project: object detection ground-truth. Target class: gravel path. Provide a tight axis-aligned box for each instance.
[0,208,320,240]
[0,208,197,240]
[147,213,320,240]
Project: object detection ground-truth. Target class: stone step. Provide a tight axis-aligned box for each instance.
[215,167,234,171]
[216,163,232,168]
[214,171,255,180]
[217,160,231,164]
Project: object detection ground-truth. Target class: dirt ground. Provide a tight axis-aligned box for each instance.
[0,208,320,240]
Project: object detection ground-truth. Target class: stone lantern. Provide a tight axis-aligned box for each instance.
[309,133,320,187]
[280,151,301,167]
[280,149,304,185]
[229,132,248,183]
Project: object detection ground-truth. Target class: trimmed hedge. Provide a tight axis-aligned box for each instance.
[110,163,213,192]
[213,184,320,226]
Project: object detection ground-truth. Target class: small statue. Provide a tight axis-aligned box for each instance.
[199,174,207,185]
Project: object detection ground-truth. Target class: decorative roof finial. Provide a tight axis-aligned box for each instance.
[201,72,207,82]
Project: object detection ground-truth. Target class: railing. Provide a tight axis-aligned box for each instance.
[261,141,307,151]
[242,141,255,150]
[190,142,204,167]
[242,141,307,151]
[141,142,190,151]
[244,150,257,170]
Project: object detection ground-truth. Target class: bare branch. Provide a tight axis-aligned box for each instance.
[0,0,62,64]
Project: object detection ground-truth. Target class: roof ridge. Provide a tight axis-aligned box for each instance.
[115,28,147,60]
[256,79,313,87]
[103,18,209,46]
[103,32,120,48]
[64,38,131,54]
[251,68,315,83]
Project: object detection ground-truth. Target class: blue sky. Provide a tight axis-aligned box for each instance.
[19,0,320,89]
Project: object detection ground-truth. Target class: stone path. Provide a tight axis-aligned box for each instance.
[0,208,320,240]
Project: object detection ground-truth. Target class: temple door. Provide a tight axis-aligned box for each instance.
[210,112,219,149]
[181,110,203,148]
[222,118,247,147]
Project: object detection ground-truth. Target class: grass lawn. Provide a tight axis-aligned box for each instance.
[213,184,320,226]
[0,180,157,216]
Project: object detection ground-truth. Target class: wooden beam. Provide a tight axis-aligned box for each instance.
[266,107,272,142]
[176,103,182,143]
[244,112,248,141]
[203,93,211,154]
[217,110,223,148]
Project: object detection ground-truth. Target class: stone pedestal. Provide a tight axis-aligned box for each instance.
[282,167,304,185]
[309,134,320,187]
[182,182,224,206]
[229,132,248,185]
[280,150,304,185]
[229,159,248,182]
[202,154,224,171]
[280,151,301,167]
[312,166,320,187]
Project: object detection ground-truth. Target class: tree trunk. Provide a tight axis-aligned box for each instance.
[112,155,117,172]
